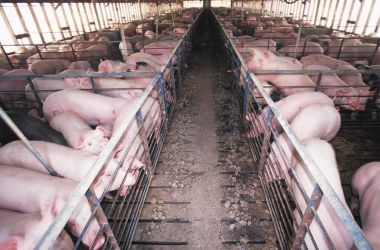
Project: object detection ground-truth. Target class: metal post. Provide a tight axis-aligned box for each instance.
[60,4,73,37]
[331,0,342,29]
[353,0,366,34]
[343,0,356,32]
[364,0,376,35]
[40,3,56,41]
[75,3,86,33]
[0,107,60,176]
[0,43,13,69]
[92,2,103,31]
[156,3,159,39]
[51,3,65,40]
[0,3,20,45]
[13,3,32,44]
[68,3,80,34]
[293,1,306,63]
[313,0,322,28]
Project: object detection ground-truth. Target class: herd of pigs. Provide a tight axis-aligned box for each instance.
[215,8,380,249]
[0,8,199,250]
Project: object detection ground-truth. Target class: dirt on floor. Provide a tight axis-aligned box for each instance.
[131,14,278,249]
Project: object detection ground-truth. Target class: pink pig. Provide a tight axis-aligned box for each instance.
[247,91,334,138]
[0,165,105,249]
[291,138,354,250]
[243,49,315,96]
[43,89,128,130]
[49,112,110,154]
[352,162,380,249]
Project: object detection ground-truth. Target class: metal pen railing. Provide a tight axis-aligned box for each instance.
[212,8,372,250]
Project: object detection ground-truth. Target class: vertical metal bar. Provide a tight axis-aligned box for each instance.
[291,185,323,249]
[323,0,333,27]
[156,3,159,39]
[75,3,86,33]
[51,3,65,40]
[344,0,356,32]
[364,0,377,35]
[85,188,120,250]
[0,107,60,177]
[293,1,306,62]
[313,0,322,28]
[28,3,46,44]
[92,3,103,31]
[60,4,73,37]
[14,3,33,44]
[40,3,56,41]
[0,43,13,69]
[0,3,20,45]
[374,14,380,33]
[102,3,110,28]
[353,0,366,34]
[331,0,342,29]
[82,3,93,32]
[269,0,274,16]
[68,3,80,34]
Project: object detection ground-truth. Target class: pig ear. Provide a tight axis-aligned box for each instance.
[98,62,107,73]
[263,51,271,59]
[95,125,112,137]
[74,135,86,149]
[0,237,20,250]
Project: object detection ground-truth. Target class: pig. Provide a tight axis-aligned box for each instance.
[49,112,110,154]
[250,81,275,105]
[0,69,34,109]
[68,61,94,71]
[268,103,341,185]
[25,77,72,103]
[63,76,152,100]
[291,138,354,250]
[352,162,380,249]
[277,42,324,57]
[0,206,58,250]
[300,54,351,69]
[236,39,277,52]
[0,165,105,249]
[144,30,156,39]
[98,60,127,74]
[0,69,9,75]
[125,52,171,71]
[97,36,110,43]
[0,140,139,198]
[43,89,128,130]
[26,51,75,65]
[243,49,315,96]
[119,40,134,61]
[247,92,334,138]
[0,111,67,146]
[142,40,178,55]
[174,27,187,35]
[29,59,71,75]
[123,23,137,37]
[76,44,108,61]
[306,65,361,110]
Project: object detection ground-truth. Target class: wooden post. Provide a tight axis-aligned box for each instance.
[13,3,32,44]
[0,4,19,45]
[27,3,46,44]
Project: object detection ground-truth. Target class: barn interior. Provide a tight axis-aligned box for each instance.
[0,0,379,249]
